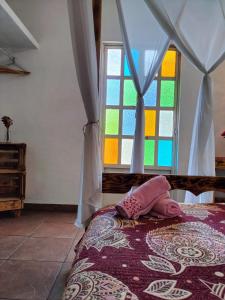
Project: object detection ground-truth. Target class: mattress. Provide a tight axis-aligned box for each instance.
[63,204,225,300]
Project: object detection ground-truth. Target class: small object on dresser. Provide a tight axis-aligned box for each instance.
[1,116,13,142]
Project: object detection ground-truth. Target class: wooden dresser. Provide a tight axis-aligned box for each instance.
[0,143,26,216]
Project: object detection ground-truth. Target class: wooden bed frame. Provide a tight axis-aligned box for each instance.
[102,173,225,200]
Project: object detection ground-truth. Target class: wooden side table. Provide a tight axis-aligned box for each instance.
[0,143,26,216]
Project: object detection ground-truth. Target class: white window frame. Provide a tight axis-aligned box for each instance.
[100,42,180,175]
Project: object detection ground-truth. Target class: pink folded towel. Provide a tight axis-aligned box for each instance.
[115,175,171,219]
[150,192,181,219]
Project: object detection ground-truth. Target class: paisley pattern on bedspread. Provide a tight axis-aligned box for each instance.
[63,204,225,300]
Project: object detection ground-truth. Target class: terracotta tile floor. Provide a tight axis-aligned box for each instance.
[0,210,84,300]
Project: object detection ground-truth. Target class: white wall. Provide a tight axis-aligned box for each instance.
[0,0,86,204]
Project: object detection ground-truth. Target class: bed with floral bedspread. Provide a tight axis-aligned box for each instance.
[63,204,225,300]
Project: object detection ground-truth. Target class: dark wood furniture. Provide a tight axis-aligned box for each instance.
[102,173,225,201]
[216,157,225,169]
[0,143,26,216]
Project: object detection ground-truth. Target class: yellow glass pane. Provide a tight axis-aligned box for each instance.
[161,50,176,77]
[145,110,156,136]
[104,138,118,164]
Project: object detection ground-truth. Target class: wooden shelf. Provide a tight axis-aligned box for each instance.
[0,169,25,174]
[216,157,225,170]
[0,0,39,49]
[216,166,225,170]
[0,197,21,201]
[0,198,23,212]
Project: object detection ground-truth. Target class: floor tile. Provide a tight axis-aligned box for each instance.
[42,212,76,224]
[74,228,85,243]
[0,260,61,300]
[66,246,76,263]
[0,218,42,236]
[66,229,85,262]
[0,236,26,259]
[48,263,72,300]
[11,237,73,262]
[0,260,6,266]
[32,223,78,238]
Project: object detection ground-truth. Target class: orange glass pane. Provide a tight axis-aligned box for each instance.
[161,50,176,77]
[145,110,156,136]
[104,138,118,164]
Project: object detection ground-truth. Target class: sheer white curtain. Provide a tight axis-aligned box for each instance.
[116,0,170,173]
[67,0,102,227]
[146,0,225,203]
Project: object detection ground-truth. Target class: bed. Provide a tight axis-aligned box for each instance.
[63,174,225,300]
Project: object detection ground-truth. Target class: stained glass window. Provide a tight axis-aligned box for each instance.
[124,49,139,76]
[144,140,155,166]
[107,49,121,76]
[104,138,118,164]
[159,111,174,137]
[144,80,157,107]
[121,139,133,164]
[106,79,120,105]
[161,50,176,77]
[103,46,179,170]
[122,109,135,136]
[160,80,175,107]
[123,80,137,106]
[145,110,156,136]
[158,140,173,167]
[105,109,119,135]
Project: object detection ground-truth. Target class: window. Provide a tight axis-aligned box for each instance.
[102,45,180,172]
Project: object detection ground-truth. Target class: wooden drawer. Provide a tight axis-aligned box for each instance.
[0,173,25,198]
[0,199,23,212]
[0,144,26,171]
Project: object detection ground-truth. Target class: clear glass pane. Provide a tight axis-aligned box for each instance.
[145,110,156,136]
[160,80,175,107]
[122,109,135,136]
[121,139,133,164]
[105,109,119,135]
[107,49,121,76]
[158,140,173,167]
[106,79,120,105]
[104,138,119,164]
[124,49,139,76]
[159,111,174,137]
[144,140,155,166]
[123,80,137,106]
[161,50,176,77]
[144,80,157,107]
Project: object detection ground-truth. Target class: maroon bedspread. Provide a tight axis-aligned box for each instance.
[63,204,225,300]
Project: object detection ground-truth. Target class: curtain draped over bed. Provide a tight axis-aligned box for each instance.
[67,0,102,227]
[68,0,225,224]
[145,0,225,203]
[116,0,170,173]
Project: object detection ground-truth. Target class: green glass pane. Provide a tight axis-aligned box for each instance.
[160,80,175,107]
[123,80,137,106]
[144,140,155,166]
[105,109,119,135]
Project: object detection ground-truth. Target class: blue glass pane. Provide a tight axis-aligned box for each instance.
[122,109,135,136]
[124,49,139,76]
[158,140,173,167]
[106,79,120,105]
[144,80,157,107]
